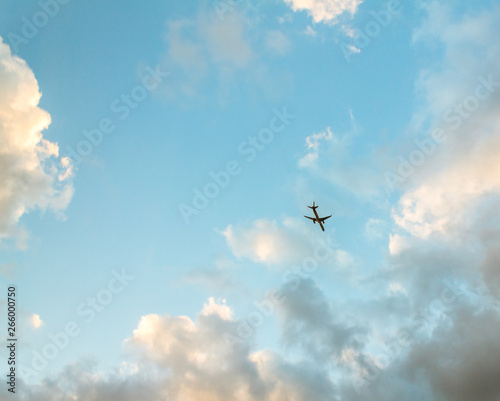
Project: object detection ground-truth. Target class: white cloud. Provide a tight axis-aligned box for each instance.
[0,36,73,245]
[341,24,356,38]
[200,297,233,320]
[283,0,363,25]
[386,282,406,296]
[13,4,500,401]
[30,313,43,329]
[123,298,340,401]
[222,219,312,265]
[23,295,348,400]
[393,3,500,239]
[388,234,409,255]
[298,127,334,168]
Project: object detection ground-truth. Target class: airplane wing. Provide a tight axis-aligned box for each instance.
[304,215,316,221]
[318,215,332,223]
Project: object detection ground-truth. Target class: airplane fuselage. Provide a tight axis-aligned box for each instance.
[312,208,325,231]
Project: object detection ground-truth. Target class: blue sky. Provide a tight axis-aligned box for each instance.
[1,0,500,400]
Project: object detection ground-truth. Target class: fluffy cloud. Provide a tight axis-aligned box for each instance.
[0,36,73,245]
[403,306,500,401]
[276,278,368,364]
[393,3,500,239]
[221,217,352,270]
[283,0,363,24]
[21,292,366,401]
[342,304,500,401]
[13,3,500,401]
[123,297,341,401]
[222,219,312,265]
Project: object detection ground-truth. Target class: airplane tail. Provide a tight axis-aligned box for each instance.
[308,201,318,210]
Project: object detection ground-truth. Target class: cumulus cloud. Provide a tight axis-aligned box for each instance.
[283,0,363,25]
[276,278,368,364]
[22,293,367,401]
[342,304,500,401]
[393,3,500,239]
[221,217,352,270]
[222,219,312,265]
[403,306,500,401]
[0,36,73,245]
[123,297,341,401]
[13,3,500,401]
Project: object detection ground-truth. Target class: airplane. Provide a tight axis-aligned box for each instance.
[304,202,332,232]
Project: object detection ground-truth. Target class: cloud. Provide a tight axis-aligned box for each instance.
[304,25,318,36]
[298,121,389,199]
[346,305,500,401]
[221,217,352,271]
[123,297,338,401]
[201,13,254,67]
[13,3,500,401]
[160,11,255,101]
[276,278,368,364]
[222,218,314,265]
[30,313,43,329]
[0,36,73,245]
[0,262,16,278]
[159,8,297,103]
[298,126,334,168]
[402,306,500,401]
[393,3,500,239]
[265,30,292,56]
[364,218,387,240]
[283,0,363,25]
[21,293,360,401]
